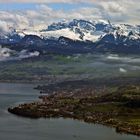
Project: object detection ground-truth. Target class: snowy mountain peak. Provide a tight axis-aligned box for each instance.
[46,19,109,32]
[0,19,140,44]
[41,19,110,41]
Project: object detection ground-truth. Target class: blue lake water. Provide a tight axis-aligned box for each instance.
[0,83,139,140]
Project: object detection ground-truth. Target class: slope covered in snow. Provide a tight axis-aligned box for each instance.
[0,19,140,47]
[41,28,81,41]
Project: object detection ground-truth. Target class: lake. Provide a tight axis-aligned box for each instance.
[0,83,139,140]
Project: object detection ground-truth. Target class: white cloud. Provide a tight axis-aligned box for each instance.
[119,68,127,73]
[0,21,9,32]
[0,0,140,32]
[0,46,40,61]
[100,1,125,13]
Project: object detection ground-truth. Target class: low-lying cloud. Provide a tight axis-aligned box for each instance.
[119,68,127,73]
[0,46,40,61]
[106,54,140,63]
[18,50,40,59]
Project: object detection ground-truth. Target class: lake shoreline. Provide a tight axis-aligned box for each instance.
[8,103,140,136]
[8,79,140,137]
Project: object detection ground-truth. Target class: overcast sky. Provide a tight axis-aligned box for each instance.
[0,0,140,31]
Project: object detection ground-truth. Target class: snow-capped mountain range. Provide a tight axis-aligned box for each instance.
[1,19,140,42]
[0,19,140,57]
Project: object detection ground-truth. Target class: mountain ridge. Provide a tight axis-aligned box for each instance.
[0,19,140,57]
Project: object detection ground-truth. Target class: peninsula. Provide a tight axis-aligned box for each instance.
[8,79,140,136]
